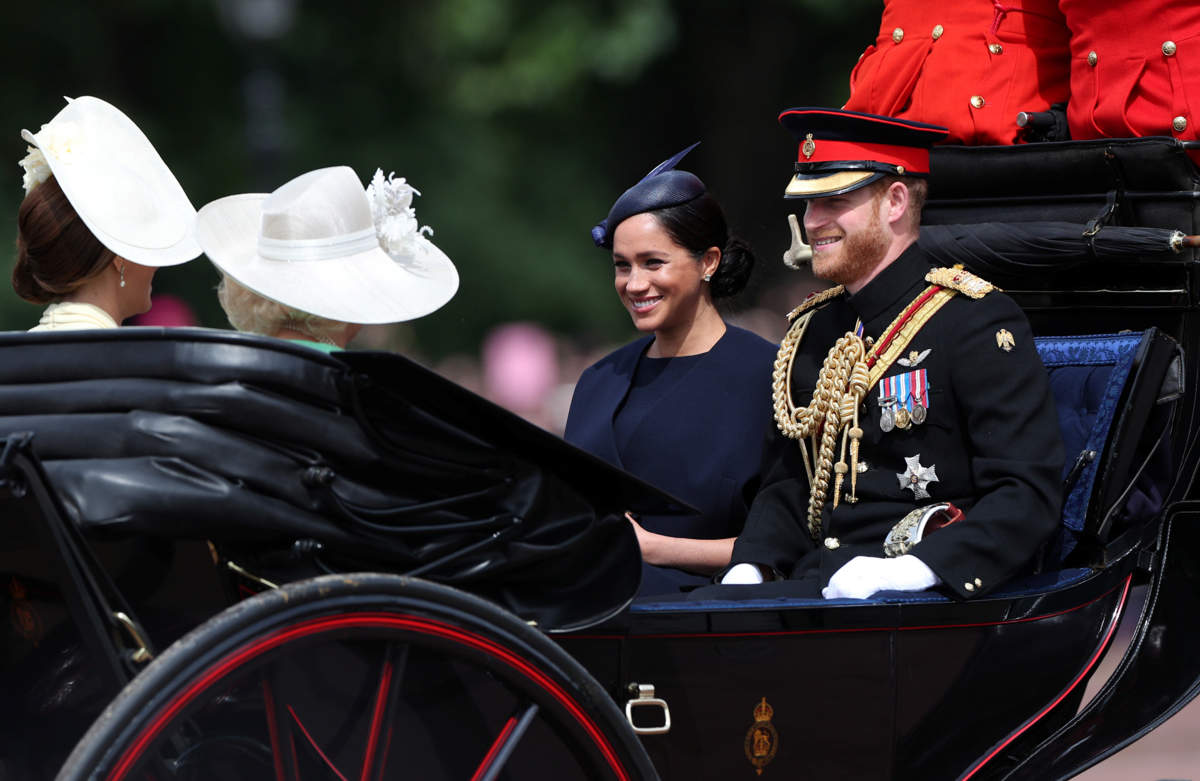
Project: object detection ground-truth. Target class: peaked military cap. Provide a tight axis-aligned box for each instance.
[779,108,948,198]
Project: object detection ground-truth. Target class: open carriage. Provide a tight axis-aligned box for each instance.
[1,135,1199,780]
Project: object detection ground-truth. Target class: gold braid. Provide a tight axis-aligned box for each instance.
[809,335,868,537]
[773,320,868,539]
[772,279,969,540]
[772,310,816,439]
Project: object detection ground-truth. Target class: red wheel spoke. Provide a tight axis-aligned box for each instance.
[262,677,301,781]
[470,703,540,781]
[360,643,408,781]
[289,705,349,781]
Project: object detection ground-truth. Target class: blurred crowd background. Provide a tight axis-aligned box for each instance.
[1,0,881,431]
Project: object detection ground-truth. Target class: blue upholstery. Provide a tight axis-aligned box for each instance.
[1037,333,1142,561]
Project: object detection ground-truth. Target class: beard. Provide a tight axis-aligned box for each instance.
[811,209,890,287]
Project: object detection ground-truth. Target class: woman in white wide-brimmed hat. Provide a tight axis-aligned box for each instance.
[196,166,459,351]
[14,96,201,330]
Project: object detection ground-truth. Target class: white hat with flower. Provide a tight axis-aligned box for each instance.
[19,95,202,266]
[195,166,459,324]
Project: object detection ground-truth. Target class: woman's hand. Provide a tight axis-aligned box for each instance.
[625,511,665,565]
[624,511,735,574]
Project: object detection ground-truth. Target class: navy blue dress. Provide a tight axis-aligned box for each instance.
[564,325,777,596]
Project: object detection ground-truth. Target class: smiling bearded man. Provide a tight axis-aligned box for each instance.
[715,108,1064,602]
[806,183,893,291]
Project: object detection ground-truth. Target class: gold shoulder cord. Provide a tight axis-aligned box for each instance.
[772,278,970,540]
[925,266,997,299]
[784,285,845,322]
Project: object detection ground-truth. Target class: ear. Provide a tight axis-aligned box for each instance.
[700,247,721,279]
[882,181,910,229]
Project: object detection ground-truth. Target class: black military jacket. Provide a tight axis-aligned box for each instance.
[732,243,1065,599]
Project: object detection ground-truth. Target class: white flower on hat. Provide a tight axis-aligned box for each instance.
[18,146,51,195]
[34,120,83,164]
[366,168,433,263]
[19,119,85,196]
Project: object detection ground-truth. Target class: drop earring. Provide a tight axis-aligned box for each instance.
[119,263,126,288]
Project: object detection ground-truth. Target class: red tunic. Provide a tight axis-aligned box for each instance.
[1059,0,1200,147]
[843,0,1070,145]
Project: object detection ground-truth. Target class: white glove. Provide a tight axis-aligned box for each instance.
[822,555,940,600]
[721,562,766,585]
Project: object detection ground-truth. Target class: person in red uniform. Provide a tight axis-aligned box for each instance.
[1058,0,1200,156]
[843,0,1071,145]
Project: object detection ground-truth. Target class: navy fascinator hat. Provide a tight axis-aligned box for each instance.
[591,142,705,248]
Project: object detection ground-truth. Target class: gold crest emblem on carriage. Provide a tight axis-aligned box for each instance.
[743,697,779,775]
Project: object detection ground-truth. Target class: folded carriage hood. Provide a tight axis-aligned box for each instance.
[0,328,689,632]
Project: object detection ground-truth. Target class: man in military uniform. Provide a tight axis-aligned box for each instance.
[721,108,1064,600]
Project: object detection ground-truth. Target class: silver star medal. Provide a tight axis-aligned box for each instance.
[897,454,938,500]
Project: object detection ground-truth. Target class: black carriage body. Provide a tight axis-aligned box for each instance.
[558,136,1200,780]
[563,569,1130,780]
[0,139,1196,780]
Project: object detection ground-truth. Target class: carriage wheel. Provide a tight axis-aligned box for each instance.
[57,573,656,781]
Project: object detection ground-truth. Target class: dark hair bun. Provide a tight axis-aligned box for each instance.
[710,236,755,299]
[11,255,54,304]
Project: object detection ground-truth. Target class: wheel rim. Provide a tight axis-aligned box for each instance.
[90,601,635,781]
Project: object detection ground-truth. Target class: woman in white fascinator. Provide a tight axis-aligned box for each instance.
[196,166,459,351]
[14,96,201,330]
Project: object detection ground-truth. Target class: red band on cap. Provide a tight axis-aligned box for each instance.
[797,139,930,175]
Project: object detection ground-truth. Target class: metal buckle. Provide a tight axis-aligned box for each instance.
[624,683,671,735]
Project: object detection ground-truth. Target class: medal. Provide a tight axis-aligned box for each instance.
[897,454,939,501]
[895,407,911,430]
[911,401,927,425]
[879,396,896,433]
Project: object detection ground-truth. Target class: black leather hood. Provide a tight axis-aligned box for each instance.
[0,328,685,631]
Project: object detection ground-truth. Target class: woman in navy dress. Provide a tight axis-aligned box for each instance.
[565,147,777,597]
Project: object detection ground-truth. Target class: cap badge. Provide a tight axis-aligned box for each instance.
[802,133,816,160]
[996,329,1015,352]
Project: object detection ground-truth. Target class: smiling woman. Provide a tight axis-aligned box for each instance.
[564,147,777,598]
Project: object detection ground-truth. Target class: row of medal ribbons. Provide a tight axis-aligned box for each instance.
[878,368,928,431]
